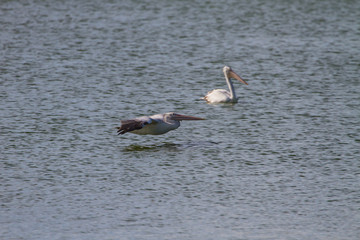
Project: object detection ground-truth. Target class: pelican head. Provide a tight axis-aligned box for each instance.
[165,112,206,122]
[223,66,248,85]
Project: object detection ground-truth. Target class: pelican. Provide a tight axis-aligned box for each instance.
[203,66,248,103]
[116,112,205,135]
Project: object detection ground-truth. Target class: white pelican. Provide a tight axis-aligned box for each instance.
[203,66,248,103]
[116,112,205,135]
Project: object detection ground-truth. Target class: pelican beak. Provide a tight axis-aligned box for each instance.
[229,70,248,85]
[172,113,206,121]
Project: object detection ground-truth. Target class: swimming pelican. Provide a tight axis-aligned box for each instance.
[203,66,248,103]
[116,112,205,135]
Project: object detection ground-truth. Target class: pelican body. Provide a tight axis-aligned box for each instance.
[204,66,248,103]
[116,112,205,135]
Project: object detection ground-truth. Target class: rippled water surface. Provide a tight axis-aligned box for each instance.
[1,0,359,239]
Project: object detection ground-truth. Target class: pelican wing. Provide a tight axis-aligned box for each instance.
[116,118,153,135]
[204,89,231,103]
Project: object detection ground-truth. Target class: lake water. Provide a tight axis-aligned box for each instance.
[1,0,359,239]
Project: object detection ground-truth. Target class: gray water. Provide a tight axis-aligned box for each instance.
[1,0,359,239]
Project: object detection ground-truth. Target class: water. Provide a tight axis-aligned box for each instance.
[1,0,359,239]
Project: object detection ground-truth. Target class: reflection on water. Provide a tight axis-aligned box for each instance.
[122,141,218,152]
[123,142,180,152]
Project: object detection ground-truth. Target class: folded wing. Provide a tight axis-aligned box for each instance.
[116,118,152,135]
